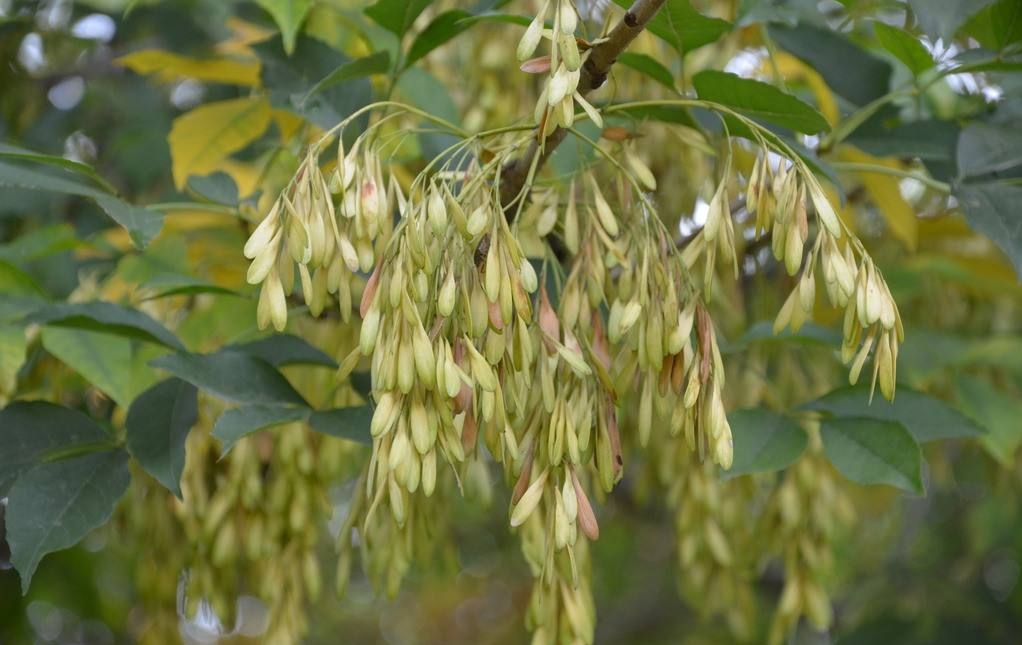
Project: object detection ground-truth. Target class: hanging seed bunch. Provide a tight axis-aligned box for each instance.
[602,178,734,469]
[501,183,633,645]
[169,400,339,645]
[511,328,605,645]
[759,422,855,644]
[239,74,907,640]
[107,286,363,645]
[241,110,540,594]
[522,531,597,645]
[244,140,393,330]
[241,108,743,643]
[356,136,544,592]
[686,145,903,401]
[517,0,604,134]
[120,472,187,645]
[661,447,758,641]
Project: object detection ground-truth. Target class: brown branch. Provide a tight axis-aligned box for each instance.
[476,0,668,263]
[499,0,668,212]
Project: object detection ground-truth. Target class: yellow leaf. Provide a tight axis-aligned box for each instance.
[304,5,366,52]
[116,50,260,87]
[219,159,263,200]
[168,97,272,190]
[271,108,306,142]
[917,213,973,240]
[161,210,237,233]
[916,217,1020,290]
[216,17,278,57]
[944,256,1020,291]
[839,147,918,250]
[906,255,1022,297]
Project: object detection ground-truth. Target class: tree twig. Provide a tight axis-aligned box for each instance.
[477,0,668,263]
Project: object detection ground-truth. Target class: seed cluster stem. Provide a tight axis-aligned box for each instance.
[497,0,669,220]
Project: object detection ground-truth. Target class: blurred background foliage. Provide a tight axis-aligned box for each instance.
[1,0,1021,644]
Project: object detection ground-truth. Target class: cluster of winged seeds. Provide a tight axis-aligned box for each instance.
[238,4,904,644]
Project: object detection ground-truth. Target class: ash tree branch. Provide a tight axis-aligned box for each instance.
[497,0,669,218]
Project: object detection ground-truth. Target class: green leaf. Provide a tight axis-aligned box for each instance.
[0,261,47,322]
[550,120,603,178]
[405,10,472,68]
[614,0,732,56]
[736,0,821,27]
[956,122,1022,179]
[0,142,117,194]
[907,0,996,42]
[0,223,81,265]
[803,386,984,443]
[150,350,308,407]
[396,68,461,160]
[115,235,190,284]
[846,119,959,164]
[396,66,461,126]
[125,378,198,498]
[212,405,310,454]
[6,448,130,593]
[41,328,137,408]
[769,23,892,106]
[186,172,239,206]
[617,52,676,91]
[0,401,110,496]
[27,301,185,351]
[0,160,163,248]
[723,320,841,353]
[309,406,373,444]
[350,372,373,399]
[963,0,1022,51]
[230,334,337,368]
[138,273,242,300]
[873,22,933,74]
[953,181,1022,278]
[942,47,1022,73]
[255,0,313,55]
[693,70,830,134]
[725,408,807,477]
[0,325,27,399]
[364,0,432,38]
[820,418,924,493]
[610,104,699,129]
[958,337,1022,375]
[455,11,531,28]
[254,36,373,131]
[302,51,392,103]
[897,329,1022,382]
[955,375,1022,465]
[92,195,166,249]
